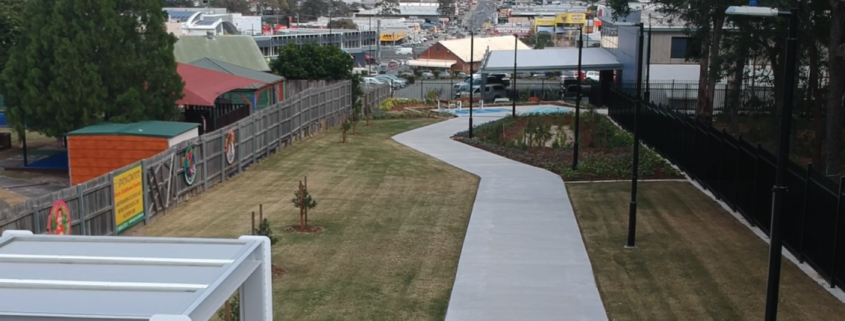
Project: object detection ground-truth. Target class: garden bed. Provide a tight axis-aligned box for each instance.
[453,110,682,181]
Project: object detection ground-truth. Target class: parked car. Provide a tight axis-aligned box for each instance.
[362,77,386,86]
[388,61,398,68]
[375,75,407,88]
[399,71,414,77]
[457,72,468,78]
[560,70,578,82]
[420,71,435,79]
[585,71,600,82]
[456,84,508,102]
[395,47,413,55]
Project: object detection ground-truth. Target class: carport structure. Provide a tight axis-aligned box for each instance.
[0,230,273,321]
[479,47,623,104]
[479,47,623,73]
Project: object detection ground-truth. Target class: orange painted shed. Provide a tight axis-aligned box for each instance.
[66,121,199,186]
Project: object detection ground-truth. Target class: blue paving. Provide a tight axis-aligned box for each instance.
[524,107,573,115]
[451,108,509,115]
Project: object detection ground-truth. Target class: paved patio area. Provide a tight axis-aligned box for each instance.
[393,110,607,321]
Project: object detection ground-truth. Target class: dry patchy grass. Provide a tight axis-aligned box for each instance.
[0,188,27,206]
[567,181,845,321]
[131,119,479,321]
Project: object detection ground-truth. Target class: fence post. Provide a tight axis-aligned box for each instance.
[221,133,228,183]
[830,176,845,288]
[140,160,151,227]
[734,136,743,205]
[252,116,258,165]
[799,162,812,263]
[750,144,762,227]
[202,140,209,192]
[77,185,87,235]
[107,172,117,235]
[716,129,726,200]
[238,121,244,174]
[32,205,40,234]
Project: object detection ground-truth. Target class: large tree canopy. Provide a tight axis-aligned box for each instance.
[271,43,354,80]
[1,0,184,137]
[0,0,27,79]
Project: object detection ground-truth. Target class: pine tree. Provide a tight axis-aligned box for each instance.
[254,218,278,245]
[0,0,183,137]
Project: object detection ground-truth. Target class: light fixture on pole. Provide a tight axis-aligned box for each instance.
[626,22,645,249]
[469,31,474,138]
[512,34,518,117]
[725,4,797,321]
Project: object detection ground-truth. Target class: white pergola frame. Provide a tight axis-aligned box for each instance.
[0,230,272,321]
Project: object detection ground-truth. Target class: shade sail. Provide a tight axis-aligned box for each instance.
[177,63,267,106]
[407,59,458,68]
[481,47,623,73]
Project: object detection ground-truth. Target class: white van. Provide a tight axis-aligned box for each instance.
[352,67,369,75]
[395,47,413,55]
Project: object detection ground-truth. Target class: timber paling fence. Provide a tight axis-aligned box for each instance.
[606,86,845,290]
[0,81,367,236]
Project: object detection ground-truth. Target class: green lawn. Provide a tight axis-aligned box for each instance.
[568,181,845,321]
[131,119,479,321]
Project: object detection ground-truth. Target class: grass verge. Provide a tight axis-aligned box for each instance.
[568,181,845,320]
[131,119,479,321]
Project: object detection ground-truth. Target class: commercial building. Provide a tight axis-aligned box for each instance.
[252,29,379,59]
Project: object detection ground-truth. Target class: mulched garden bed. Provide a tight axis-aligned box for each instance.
[453,112,683,181]
[284,225,325,234]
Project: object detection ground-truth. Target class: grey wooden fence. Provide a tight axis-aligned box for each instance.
[0,81,354,236]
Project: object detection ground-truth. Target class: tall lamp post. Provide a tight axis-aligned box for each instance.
[512,34,518,117]
[725,5,798,321]
[626,22,645,249]
[469,31,475,138]
[571,22,585,170]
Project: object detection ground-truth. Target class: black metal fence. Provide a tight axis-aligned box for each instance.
[606,86,845,290]
[615,80,787,115]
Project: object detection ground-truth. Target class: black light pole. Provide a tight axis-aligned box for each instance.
[763,8,798,321]
[512,34,518,117]
[626,22,645,249]
[644,23,652,103]
[469,31,474,138]
[724,5,799,319]
[573,27,583,170]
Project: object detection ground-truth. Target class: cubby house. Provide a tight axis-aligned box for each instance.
[66,121,199,186]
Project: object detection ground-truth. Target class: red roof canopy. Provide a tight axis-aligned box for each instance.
[177,63,267,106]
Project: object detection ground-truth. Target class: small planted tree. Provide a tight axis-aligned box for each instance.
[341,118,352,143]
[292,179,317,232]
[254,217,279,245]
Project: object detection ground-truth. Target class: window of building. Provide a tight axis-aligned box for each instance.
[670,37,689,59]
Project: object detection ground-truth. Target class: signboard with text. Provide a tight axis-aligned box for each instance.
[114,164,145,234]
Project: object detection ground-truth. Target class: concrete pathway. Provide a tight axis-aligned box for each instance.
[393,110,608,321]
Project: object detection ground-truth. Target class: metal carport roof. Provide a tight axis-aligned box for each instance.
[0,230,272,321]
[480,48,623,73]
